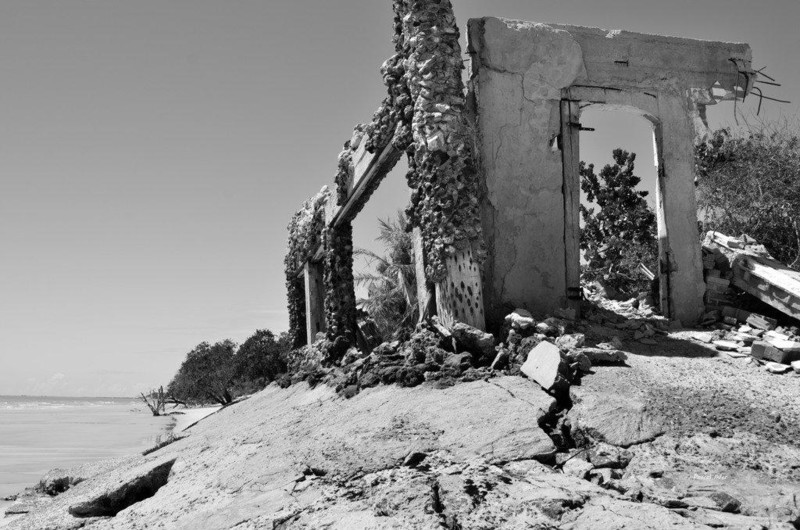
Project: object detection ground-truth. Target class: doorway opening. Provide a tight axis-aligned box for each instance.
[351,158,417,343]
[574,105,665,314]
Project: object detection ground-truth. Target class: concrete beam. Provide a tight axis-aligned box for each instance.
[330,141,403,228]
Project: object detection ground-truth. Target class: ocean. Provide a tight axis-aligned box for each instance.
[0,396,174,513]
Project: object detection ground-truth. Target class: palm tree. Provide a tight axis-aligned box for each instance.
[355,211,418,340]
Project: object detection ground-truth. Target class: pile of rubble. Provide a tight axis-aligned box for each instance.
[699,231,800,375]
[281,299,659,405]
[700,306,800,374]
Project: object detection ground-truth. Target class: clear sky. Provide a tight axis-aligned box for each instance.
[1,0,797,396]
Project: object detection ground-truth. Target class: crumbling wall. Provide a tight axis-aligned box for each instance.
[286,0,487,346]
[284,188,330,348]
[468,17,752,325]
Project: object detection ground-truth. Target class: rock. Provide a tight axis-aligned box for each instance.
[597,336,624,350]
[723,350,749,358]
[569,385,666,447]
[587,443,633,469]
[566,351,592,372]
[684,491,741,513]
[639,338,658,345]
[792,360,800,373]
[505,308,535,330]
[713,340,740,351]
[451,322,495,362]
[442,352,472,375]
[562,457,593,479]
[764,362,792,374]
[37,469,81,496]
[580,347,627,364]
[520,341,569,391]
[556,333,585,351]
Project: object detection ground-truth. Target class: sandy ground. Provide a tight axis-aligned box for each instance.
[169,406,222,433]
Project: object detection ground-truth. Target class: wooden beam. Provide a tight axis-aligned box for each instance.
[304,261,326,344]
[560,99,582,315]
[330,140,402,228]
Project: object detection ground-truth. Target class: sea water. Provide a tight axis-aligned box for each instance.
[0,396,173,513]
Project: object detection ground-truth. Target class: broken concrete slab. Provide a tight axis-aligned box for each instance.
[752,341,792,364]
[520,341,569,391]
[579,347,627,365]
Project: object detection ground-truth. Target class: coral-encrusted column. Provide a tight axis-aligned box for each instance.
[323,223,357,347]
[397,0,486,330]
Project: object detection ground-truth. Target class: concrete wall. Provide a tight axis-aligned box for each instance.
[468,17,752,326]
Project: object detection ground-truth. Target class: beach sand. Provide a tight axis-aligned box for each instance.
[170,406,221,433]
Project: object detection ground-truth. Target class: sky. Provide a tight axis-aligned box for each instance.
[1,0,797,396]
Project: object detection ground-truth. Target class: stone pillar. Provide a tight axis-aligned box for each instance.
[654,94,706,324]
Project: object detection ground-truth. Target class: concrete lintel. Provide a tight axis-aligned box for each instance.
[330,140,402,228]
[469,17,753,97]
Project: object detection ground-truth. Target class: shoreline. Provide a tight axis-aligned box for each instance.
[1,404,220,525]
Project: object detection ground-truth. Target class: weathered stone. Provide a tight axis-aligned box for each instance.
[569,385,666,447]
[764,362,791,374]
[580,347,627,364]
[442,352,472,375]
[713,340,740,351]
[566,351,592,372]
[562,457,593,479]
[520,341,569,391]
[587,443,633,469]
[556,333,585,351]
[451,322,495,361]
[505,308,535,330]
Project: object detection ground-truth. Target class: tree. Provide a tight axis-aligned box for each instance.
[232,330,289,393]
[167,340,237,406]
[696,125,800,269]
[355,211,418,340]
[580,148,659,295]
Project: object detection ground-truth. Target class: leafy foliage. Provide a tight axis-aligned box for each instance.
[164,330,291,407]
[355,211,418,340]
[232,330,290,394]
[167,340,237,406]
[580,148,659,295]
[696,125,800,269]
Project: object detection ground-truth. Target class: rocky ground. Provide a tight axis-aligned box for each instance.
[4,305,800,529]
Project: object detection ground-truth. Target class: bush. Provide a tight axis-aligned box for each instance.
[580,148,659,295]
[167,340,237,406]
[231,330,290,394]
[696,124,800,269]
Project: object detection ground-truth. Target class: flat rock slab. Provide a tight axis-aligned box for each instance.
[8,378,557,529]
[569,379,665,448]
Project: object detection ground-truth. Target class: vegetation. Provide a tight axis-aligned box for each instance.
[231,330,289,395]
[695,124,800,269]
[355,211,418,340]
[165,330,290,406]
[580,148,659,295]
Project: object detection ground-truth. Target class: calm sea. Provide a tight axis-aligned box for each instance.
[0,396,173,511]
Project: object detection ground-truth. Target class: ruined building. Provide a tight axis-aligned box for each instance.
[285,0,755,348]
